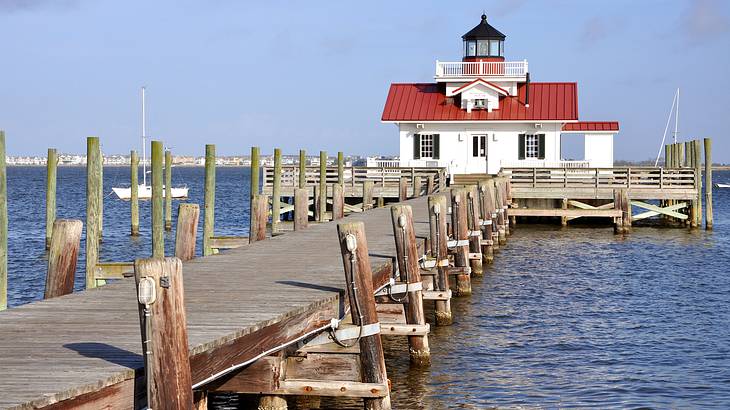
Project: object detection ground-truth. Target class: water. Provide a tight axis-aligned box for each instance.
[5,167,730,408]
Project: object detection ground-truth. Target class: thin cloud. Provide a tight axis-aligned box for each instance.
[0,0,78,13]
[682,0,729,44]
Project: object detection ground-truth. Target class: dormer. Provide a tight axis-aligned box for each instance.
[448,78,510,113]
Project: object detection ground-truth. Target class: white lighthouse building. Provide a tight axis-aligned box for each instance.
[381,14,619,177]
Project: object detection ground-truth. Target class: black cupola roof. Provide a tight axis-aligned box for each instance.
[462,14,505,40]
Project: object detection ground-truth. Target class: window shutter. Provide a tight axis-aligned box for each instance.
[518,134,526,160]
[413,134,421,160]
[472,136,479,157]
[433,134,440,159]
[538,134,546,159]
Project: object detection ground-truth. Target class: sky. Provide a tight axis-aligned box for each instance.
[1,0,729,161]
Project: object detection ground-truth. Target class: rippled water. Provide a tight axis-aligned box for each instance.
[5,167,729,408]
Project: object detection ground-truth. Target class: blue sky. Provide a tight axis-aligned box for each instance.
[1,0,728,161]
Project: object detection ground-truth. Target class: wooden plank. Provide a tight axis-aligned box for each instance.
[509,208,621,217]
[94,262,135,280]
[209,236,248,250]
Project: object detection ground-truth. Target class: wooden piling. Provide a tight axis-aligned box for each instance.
[561,198,568,226]
[249,194,268,243]
[164,150,172,231]
[390,205,431,365]
[477,181,495,264]
[693,139,703,228]
[362,180,374,211]
[130,150,140,236]
[203,144,215,256]
[337,151,344,185]
[622,189,632,231]
[332,183,344,220]
[151,141,165,258]
[0,132,5,310]
[174,203,199,261]
[272,148,282,233]
[85,136,101,289]
[399,177,408,202]
[318,151,327,222]
[485,180,500,253]
[98,143,103,241]
[466,187,483,276]
[450,188,472,296]
[412,175,422,198]
[44,219,82,299]
[336,222,392,410]
[613,189,624,234]
[704,137,713,230]
[45,148,58,250]
[428,194,452,325]
[259,396,287,410]
[494,180,507,245]
[678,143,685,168]
[294,188,309,230]
[134,257,193,409]
[251,146,261,198]
[426,175,435,195]
[298,149,306,189]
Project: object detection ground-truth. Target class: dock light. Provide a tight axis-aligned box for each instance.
[345,234,358,253]
[137,277,157,306]
[432,203,441,215]
[398,214,407,228]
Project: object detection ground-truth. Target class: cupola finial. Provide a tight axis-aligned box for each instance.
[481,13,487,22]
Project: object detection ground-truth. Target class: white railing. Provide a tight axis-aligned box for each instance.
[500,160,591,169]
[366,158,400,168]
[435,60,528,78]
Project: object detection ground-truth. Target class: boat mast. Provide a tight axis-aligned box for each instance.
[141,86,147,186]
[673,88,679,143]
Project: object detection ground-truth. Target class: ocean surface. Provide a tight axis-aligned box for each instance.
[4,167,729,408]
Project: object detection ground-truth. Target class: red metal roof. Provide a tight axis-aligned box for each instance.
[381,82,578,122]
[562,121,619,132]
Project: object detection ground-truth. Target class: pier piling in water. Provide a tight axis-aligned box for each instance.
[450,188,472,297]
[428,194,452,325]
[44,219,82,299]
[0,132,6,310]
[85,136,101,289]
[478,180,495,264]
[130,150,140,236]
[272,148,282,233]
[151,141,164,258]
[98,143,103,241]
[175,203,199,261]
[704,137,713,230]
[251,146,260,200]
[164,149,172,231]
[466,187,483,276]
[318,151,327,222]
[203,144,215,256]
[337,151,344,185]
[45,148,57,250]
[693,139,703,228]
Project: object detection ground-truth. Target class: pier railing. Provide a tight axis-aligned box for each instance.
[435,60,528,78]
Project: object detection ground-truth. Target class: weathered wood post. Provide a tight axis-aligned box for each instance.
[134,257,193,409]
[45,148,58,250]
[44,219,82,299]
[250,146,260,199]
[0,131,5,310]
[466,187,483,276]
[704,137,713,230]
[622,189,632,232]
[332,183,344,220]
[85,136,101,289]
[485,179,500,252]
[399,176,408,202]
[390,205,431,365]
[494,180,507,245]
[98,143,103,241]
[426,175,435,195]
[428,194,452,325]
[693,139,703,228]
[294,188,309,230]
[164,149,172,231]
[298,149,306,188]
[678,143,685,168]
[561,198,568,226]
[362,180,374,211]
[203,144,215,256]
[613,189,624,234]
[272,148,282,233]
[412,175,422,198]
[336,222,392,410]
[450,188,472,296]
[477,180,495,264]
[318,151,327,222]
[174,203,199,261]
[131,150,140,236]
[249,194,268,243]
[151,141,165,258]
[337,151,344,185]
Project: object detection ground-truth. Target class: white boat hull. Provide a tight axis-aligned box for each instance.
[715,183,730,188]
[112,185,189,200]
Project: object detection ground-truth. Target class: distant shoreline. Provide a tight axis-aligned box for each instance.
[5,164,730,170]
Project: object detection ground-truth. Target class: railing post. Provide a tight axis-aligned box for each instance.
[45,148,58,250]
[532,167,536,187]
[337,151,344,185]
[362,180,374,211]
[399,176,408,202]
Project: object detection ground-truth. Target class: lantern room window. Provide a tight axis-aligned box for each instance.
[462,14,506,58]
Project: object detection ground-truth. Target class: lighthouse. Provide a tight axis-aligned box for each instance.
[382,14,619,177]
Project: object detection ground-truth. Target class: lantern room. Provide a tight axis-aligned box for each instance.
[462,14,505,62]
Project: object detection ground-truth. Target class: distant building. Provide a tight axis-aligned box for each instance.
[381,14,619,177]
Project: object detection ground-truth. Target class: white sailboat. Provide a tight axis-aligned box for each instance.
[113,87,189,200]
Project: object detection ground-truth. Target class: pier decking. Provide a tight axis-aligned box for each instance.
[0,197,430,409]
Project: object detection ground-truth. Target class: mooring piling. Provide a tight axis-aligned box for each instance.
[175,203,199,261]
[130,150,140,236]
[466,187,483,276]
[428,194,452,325]
[399,176,408,202]
[694,139,703,228]
[704,137,713,230]
[85,136,101,289]
[151,141,165,258]
[332,183,344,220]
[318,151,327,222]
[45,148,58,250]
[294,188,309,230]
[249,194,268,243]
[477,180,495,264]
[298,149,306,188]
[363,180,374,211]
[337,151,344,185]
[450,188,472,296]
[44,219,82,299]
[164,149,172,231]
[272,148,282,233]
[0,131,7,310]
[203,144,215,256]
[250,146,260,199]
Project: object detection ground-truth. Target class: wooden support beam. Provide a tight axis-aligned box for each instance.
[130,150,140,236]
[362,180,374,211]
[399,177,408,202]
[298,149,306,189]
[427,194,452,325]
[251,146,260,198]
[175,203,199,261]
[250,194,268,243]
[390,205,430,365]
[412,175,422,198]
[294,188,309,230]
[164,150,172,231]
[332,183,344,221]
[450,188,471,296]
[494,180,507,245]
[466,187,483,276]
[93,262,135,280]
[134,257,193,409]
[337,151,344,185]
[45,148,57,250]
[631,201,688,220]
[693,139,703,228]
[318,151,327,222]
[272,148,282,233]
[336,222,392,410]
[509,208,622,217]
[477,180,495,264]
[704,137,713,230]
[151,141,165,258]
[85,136,101,289]
[203,144,215,256]
[44,219,82,299]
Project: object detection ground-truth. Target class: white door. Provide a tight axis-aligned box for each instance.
[467,134,488,174]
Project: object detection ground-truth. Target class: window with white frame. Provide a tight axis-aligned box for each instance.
[474,99,486,109]
[525,134,539,159]
[420,134,434,158]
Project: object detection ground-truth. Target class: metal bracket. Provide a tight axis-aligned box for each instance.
[498,208,505,214]
[468,252,482,260]
[374,281,423,297]
[480,220,492,226]
[447,239,469,248]
[422,289,452,301]
[491,212,498,218]
[480,239,494,246]
[305,322,381,347]
[469,230,481,237]
[419,257,437,269]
